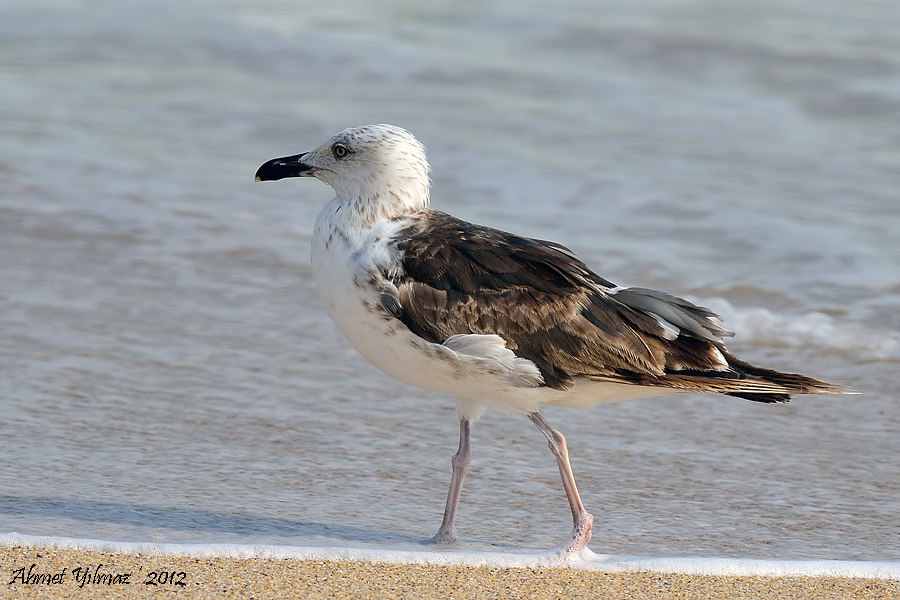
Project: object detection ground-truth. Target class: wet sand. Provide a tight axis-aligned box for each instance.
[2,545,897,599]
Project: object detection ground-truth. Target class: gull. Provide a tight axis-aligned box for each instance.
[255,124,850,556]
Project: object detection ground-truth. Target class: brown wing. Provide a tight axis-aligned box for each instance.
[388,211,745,392]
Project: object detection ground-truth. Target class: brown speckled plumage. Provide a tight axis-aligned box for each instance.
[388,210,842,402]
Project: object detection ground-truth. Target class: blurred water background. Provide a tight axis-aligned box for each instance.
[1,0,898,560]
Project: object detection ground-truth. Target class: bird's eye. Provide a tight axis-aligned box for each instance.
[332,144,350,159]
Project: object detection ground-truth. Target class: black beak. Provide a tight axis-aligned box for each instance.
[254,153,314,181]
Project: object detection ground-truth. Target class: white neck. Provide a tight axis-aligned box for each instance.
[323,184,428,231]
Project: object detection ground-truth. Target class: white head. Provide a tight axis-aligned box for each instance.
[256,124,431,224]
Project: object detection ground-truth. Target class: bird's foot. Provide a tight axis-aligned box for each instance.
[551,512,594,558]
[426,526,458,545]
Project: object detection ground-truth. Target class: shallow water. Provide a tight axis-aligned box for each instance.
[1,0,898,561]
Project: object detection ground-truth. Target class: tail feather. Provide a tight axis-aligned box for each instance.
[726,391,791,404]
[594,350,855,402]
[721,351,854,402]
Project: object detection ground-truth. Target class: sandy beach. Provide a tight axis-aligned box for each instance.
[2,545,897,600]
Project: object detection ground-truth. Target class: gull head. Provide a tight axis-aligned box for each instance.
[255,124,431,219]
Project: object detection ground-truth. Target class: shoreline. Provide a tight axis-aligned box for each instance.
[3,545,898,599]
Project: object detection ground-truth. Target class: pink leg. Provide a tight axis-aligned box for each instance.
[528,412,594,555]
[430,419,471,544]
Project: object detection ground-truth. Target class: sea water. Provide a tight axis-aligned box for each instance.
[1,0,898,566]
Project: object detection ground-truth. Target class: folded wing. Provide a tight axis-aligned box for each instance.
[386,211,847,402]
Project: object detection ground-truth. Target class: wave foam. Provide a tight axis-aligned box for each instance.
[702,298,899,359]
[2,533,898,579]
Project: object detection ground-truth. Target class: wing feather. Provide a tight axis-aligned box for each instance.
[388,210,845,400]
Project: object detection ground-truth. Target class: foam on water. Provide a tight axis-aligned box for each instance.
[703,298,900,360]
[3,534,899,579]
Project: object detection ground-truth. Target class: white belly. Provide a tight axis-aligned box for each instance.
[312,242,515,398]
[311,214,542,408]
